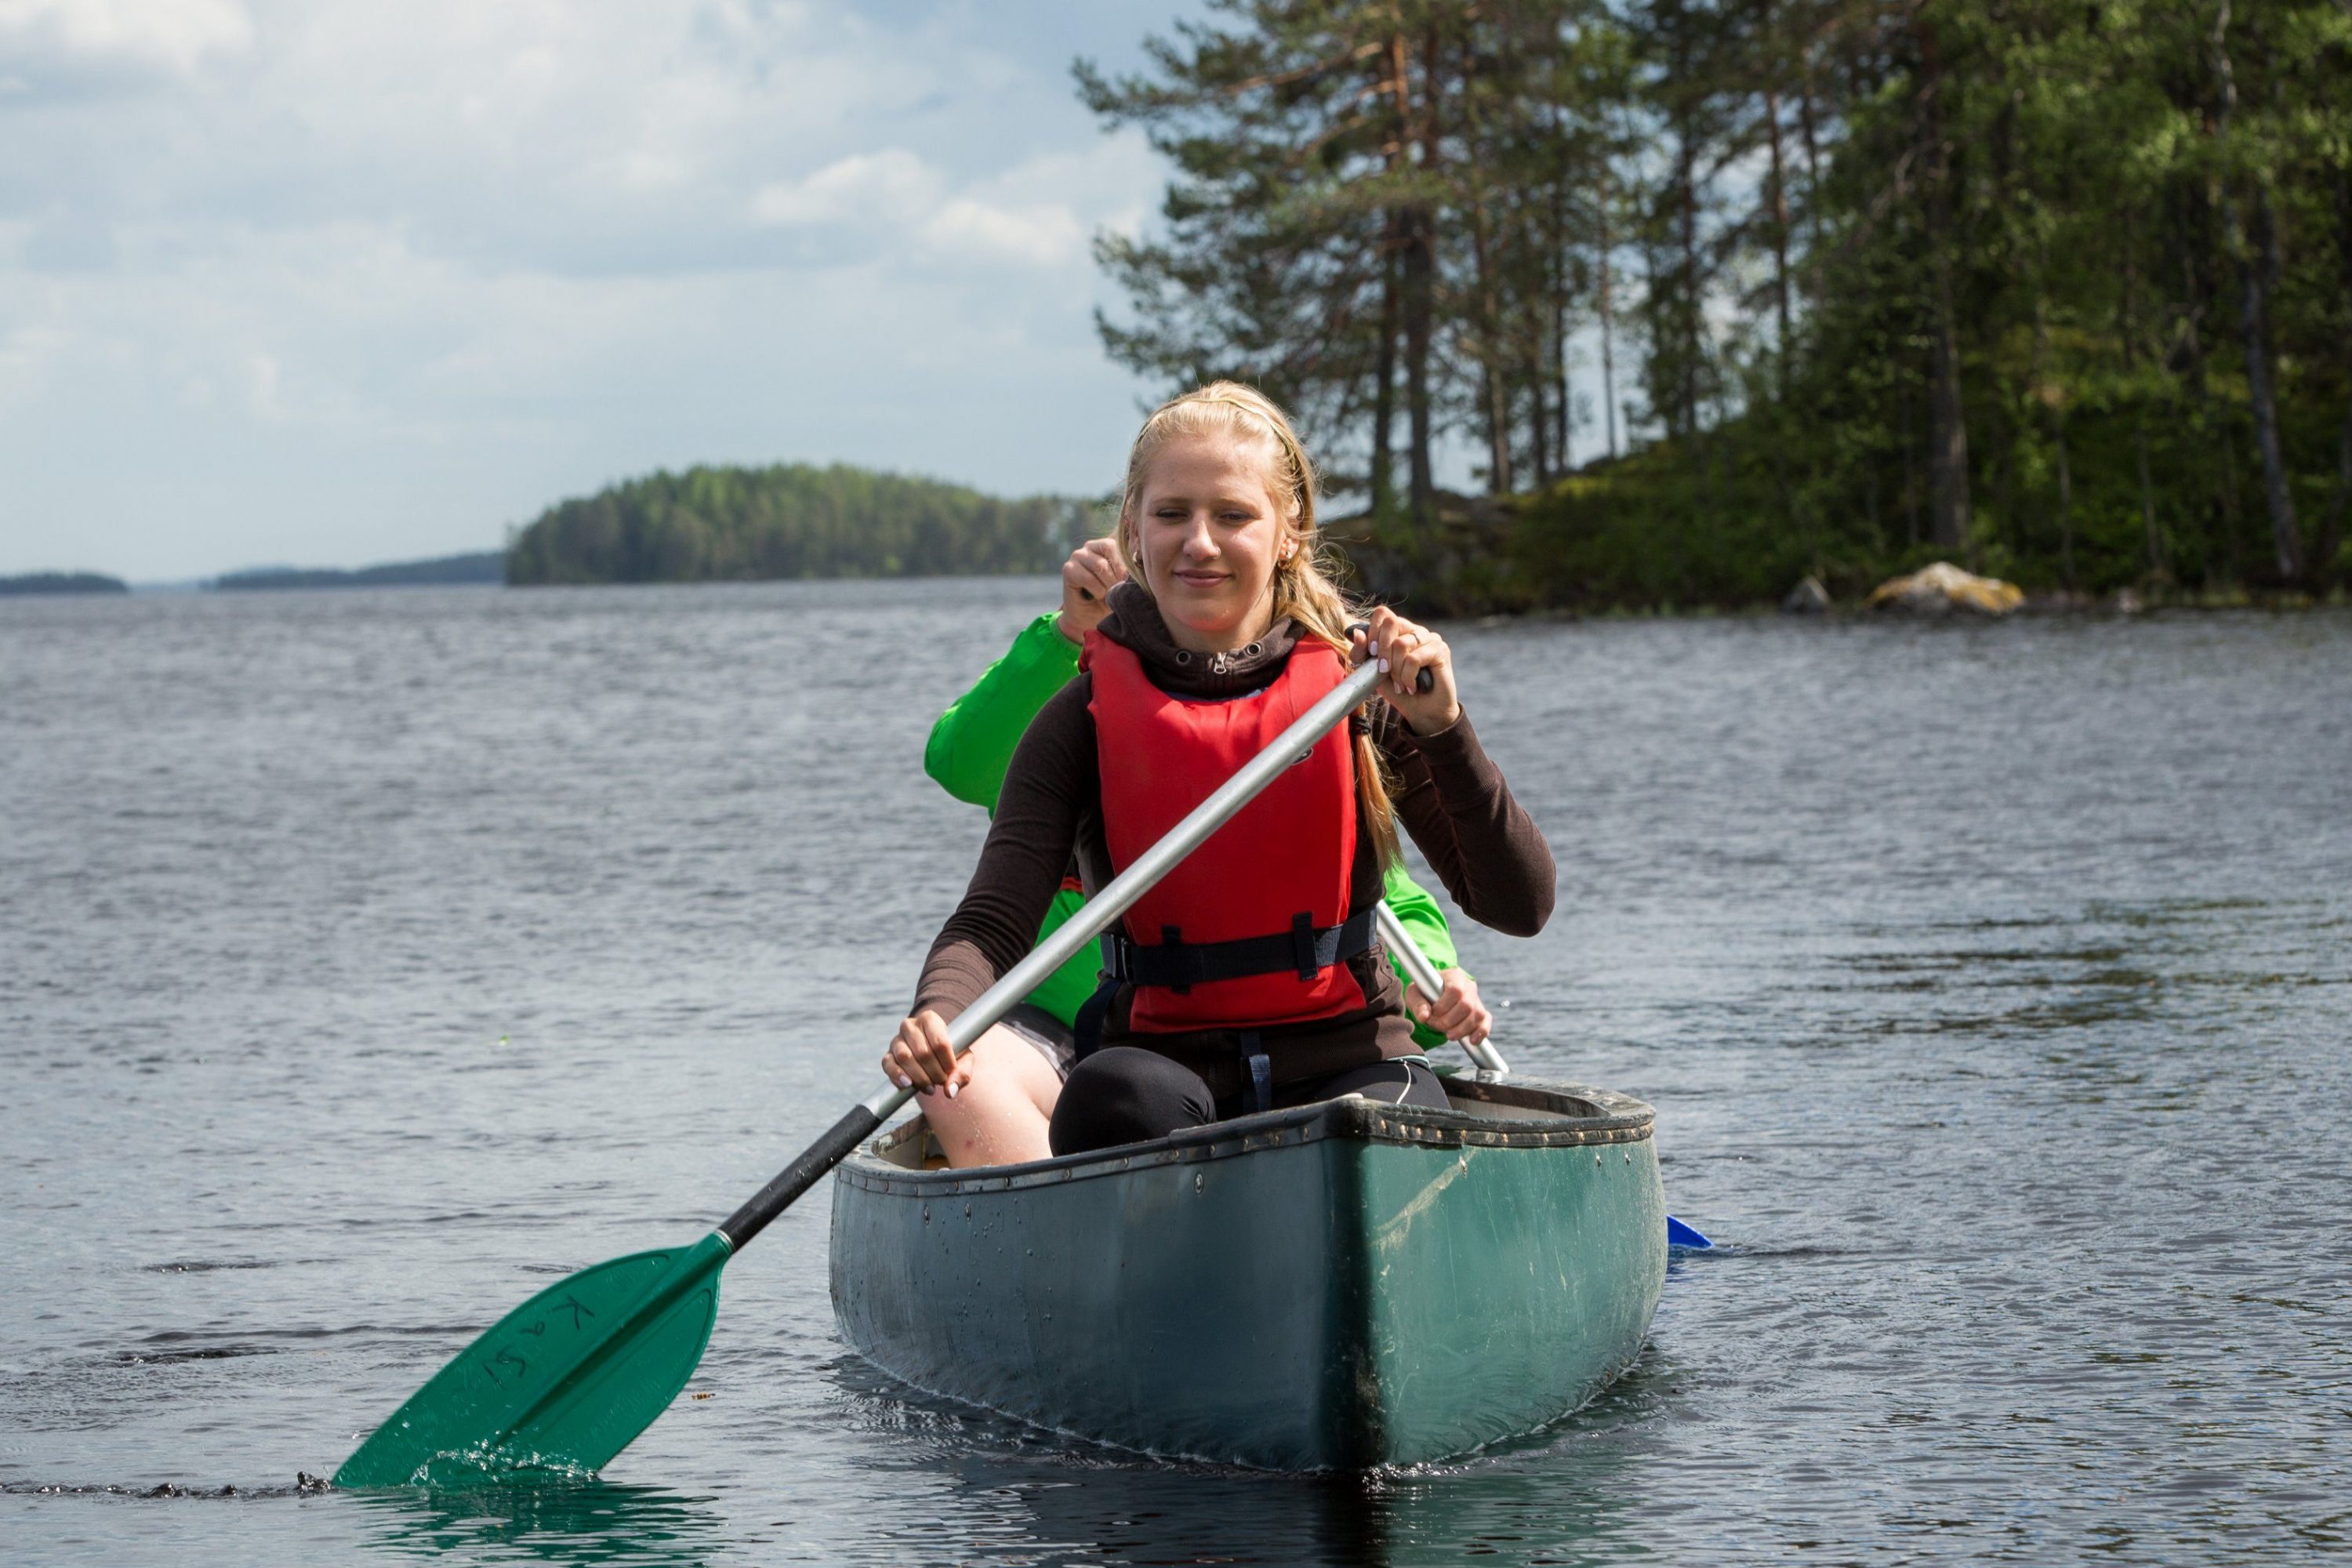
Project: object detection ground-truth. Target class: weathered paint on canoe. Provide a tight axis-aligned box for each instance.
[828,1078,1664,1469]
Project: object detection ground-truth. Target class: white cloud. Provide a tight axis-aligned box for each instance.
[920,197,1084,267]
[0,0,252,74]
[750,148,942,227]
[751,147,1091,270]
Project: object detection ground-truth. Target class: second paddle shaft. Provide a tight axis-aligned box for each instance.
[1374,901,1510,1076]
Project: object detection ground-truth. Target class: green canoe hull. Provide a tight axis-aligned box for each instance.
[829,1078,1664,1469]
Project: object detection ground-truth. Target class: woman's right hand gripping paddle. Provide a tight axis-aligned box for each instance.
[884,1010,971,1099]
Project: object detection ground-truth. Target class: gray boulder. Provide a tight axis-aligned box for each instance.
[1782,575,1832,615]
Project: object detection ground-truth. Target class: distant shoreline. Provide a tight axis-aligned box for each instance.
[0,571,129,597]
[209,550,505,591]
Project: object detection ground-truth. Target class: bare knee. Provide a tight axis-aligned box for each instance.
[919,1026,1057,1168]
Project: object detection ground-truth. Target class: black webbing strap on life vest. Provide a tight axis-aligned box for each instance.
[1239,1029,1272,1116]
[1102,908,1377,994]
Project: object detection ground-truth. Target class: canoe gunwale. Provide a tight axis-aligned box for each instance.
[837,1077,1654,1199]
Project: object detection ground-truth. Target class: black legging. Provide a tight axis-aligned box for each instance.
[1047,1046,1451,1157]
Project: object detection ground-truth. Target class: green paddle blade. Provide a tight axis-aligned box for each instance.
[334,1233,729,1487]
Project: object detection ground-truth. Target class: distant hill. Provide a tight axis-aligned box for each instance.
[506,463,1089,586]
[0,572,129,596]
[210,550,506,591]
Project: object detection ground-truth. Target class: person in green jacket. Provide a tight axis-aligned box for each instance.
[913,537,1493,1166]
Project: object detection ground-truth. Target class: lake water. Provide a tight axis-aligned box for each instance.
[3,579,2347,1566]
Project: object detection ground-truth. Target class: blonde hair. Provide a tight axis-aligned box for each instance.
[1114,382,1401,866]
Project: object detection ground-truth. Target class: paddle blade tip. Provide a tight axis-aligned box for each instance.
[1665,1215,1714,1250]
[332,1236,728,1487]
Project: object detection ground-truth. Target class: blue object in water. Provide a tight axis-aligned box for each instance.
[1665,1215,1714,1250]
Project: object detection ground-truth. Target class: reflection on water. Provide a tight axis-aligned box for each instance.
[813,1338,1661,1567]
[3,585,2349,1565]
[350,1483,724,1566]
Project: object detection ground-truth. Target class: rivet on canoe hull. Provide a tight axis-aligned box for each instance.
[1193,1171,1203,1194]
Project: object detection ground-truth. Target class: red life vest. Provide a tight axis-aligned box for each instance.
[1085,629,1369,1032]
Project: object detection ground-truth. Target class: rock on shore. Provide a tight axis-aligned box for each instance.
[1782,575,1833,615]
[1866,562,2024,616]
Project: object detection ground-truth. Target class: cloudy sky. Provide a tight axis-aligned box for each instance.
[0,1,1211,580]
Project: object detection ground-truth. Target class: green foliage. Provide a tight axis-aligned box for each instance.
[1094,0,2352,606]
[505,465,1088,586]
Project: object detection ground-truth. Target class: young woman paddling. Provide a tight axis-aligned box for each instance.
[884,383,1553,1157]
[910,535,1494,1167]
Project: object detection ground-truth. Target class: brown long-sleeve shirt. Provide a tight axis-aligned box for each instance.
[915,585,1555,1098]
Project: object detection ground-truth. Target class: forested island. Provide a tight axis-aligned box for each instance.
[504,463,1089,585]
[1080,1,2352,611]
[212,551,506,590]
[0,572,129,596]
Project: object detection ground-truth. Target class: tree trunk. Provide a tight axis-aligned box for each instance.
[2236,191,2300,581]
[1548,147,1570,477]
[1531,294,1554,488]
[2176,210,2244,579]
[1404,205,1436,535]
[1662,0,1703,441]
[1764,85,1794,404]
[1389,31,1438,539]
[2033,285,2075,587]
[1373,220,1399,521]
[1468,215,1512,492]
[1798,39,1824,247]
[1676,114,1702,439]
[1552,284,1571,474]
[2055,410,2076,589]
[2209,2,2300,582]
[1457,27,1512,495]
[1599,164,1620,460]
[1918,15,1972,552]
[1907,388,1926,547]
[2120,226,2166,580]
[2323,165,2352,580]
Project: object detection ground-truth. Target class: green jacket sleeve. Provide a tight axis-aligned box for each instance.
[1380,861,1457,973]
[924,612,1083,813]
[925,612,1099,1025]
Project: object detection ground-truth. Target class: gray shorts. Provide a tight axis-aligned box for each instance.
[999,1002,1079,1080]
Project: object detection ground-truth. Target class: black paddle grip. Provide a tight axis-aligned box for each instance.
[718,1103,882,1250]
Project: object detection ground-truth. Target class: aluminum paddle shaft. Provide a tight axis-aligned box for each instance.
[1373,902,1509,1076]
[717,655,1388,1249]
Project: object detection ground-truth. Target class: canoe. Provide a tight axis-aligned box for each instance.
[827,1075,1665,1469]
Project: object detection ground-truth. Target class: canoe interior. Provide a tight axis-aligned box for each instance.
[829,1075,1665,1469]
